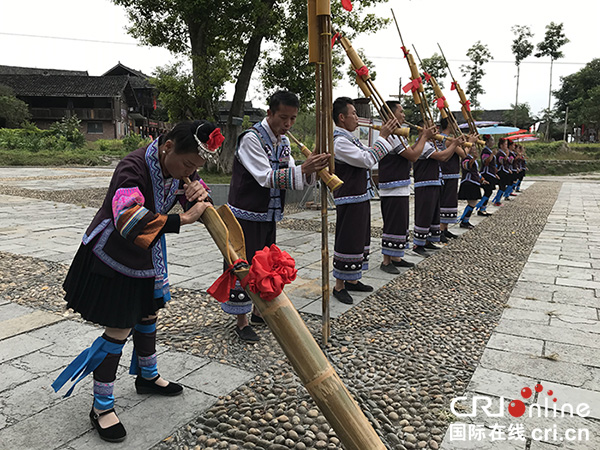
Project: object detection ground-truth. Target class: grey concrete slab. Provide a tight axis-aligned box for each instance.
[480,348,594,388]
[0,302,34,321]
[67,388,216,450]
[0,310,65,340]
[178,361,254,397]
[0,363,36,395]
[507,298,599,321]
[486,332,544,357]
[0,393,92,450]
[0,334,51,363]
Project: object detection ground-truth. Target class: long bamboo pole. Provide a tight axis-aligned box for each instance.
[195,201,385,450]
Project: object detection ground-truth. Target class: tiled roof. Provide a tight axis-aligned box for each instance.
[0,74,131,97]
[0,65,88,76]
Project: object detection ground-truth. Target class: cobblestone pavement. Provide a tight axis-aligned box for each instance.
[0,167,598,449]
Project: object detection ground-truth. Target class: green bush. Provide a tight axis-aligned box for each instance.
[0,127,72,153]
[49,116,85,148]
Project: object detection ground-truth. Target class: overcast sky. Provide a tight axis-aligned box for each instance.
[2,0,599,119]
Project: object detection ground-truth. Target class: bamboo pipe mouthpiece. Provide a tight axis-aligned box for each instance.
[286,132,343,192]
[367,123,409,138]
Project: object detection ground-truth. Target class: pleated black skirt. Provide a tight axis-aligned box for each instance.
[63,235,165,329]
[458,181,482,200]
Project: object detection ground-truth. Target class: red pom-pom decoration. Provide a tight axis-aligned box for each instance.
[241,244,297,301]
[206,128,225,151]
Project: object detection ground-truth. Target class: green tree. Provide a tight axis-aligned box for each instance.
[459,41,493,109]
[113,0,389,173]
[554,59,600,140]
[502,103,535,130]
[510,25,534,127]
[0,85,31,128]
[535,21,569,140]
[150,63,201,123]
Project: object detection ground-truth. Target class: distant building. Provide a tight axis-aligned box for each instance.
[217,101,265,126]
[0,63,167,140]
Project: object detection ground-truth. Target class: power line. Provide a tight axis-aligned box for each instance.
[0,32,138,46]
[366,55,588,65]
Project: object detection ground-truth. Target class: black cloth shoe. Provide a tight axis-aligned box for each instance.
[392,259,415,268]
[345,280,374,292]
[380,262,400,274]
[424,242,441,250]
[135,375,184,396]
[477,210,492,216]
[439,232,448,243]
[333,288,353,304]
[90,408,127,443]
[234,325,260,342]
[444,230,458,239]
[250,313,266,326]
[460,221,475,229]
[412,246,430,257]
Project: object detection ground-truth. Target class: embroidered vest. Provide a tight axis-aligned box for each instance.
[228,123,291,222]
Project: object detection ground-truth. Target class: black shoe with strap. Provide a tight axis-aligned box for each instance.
[345,280,374,292]
[135,374,184,396]
[460,221,475,229]
[90,408,127,443]
[333,288,353,304]
[477,210,492,216]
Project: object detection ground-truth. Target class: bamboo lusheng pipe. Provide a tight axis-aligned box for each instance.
[184,177,385,449]
[338,35,396,124]
[411,46,486,148]
[310,0,335,344]
[286,131,343,191]
[363,123,410,138]
[390,10,435,126]
[437,43,479,137]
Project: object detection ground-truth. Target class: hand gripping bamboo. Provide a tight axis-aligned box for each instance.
[188,192,386,450]
[286,131,343,191]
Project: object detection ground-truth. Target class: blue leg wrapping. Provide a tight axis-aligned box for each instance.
[492,190,504,203]
[93,380,115,410]
[52,336,125,398]
[460,206,473,223]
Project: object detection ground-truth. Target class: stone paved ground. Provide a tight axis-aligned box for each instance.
[0,167,598,449]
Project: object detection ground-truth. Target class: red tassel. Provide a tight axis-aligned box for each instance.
[331,32,341,49]
[207,259,248,303]
[402,77,422,93]
[463,100,471,112]
[423,72,432,83]
[451,81,457,91]
[436,97,446,109]
[341,0,352,11]
[355,65,369,78]
[401,46,409,58]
